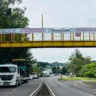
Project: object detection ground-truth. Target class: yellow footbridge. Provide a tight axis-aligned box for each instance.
[0,28,96,48]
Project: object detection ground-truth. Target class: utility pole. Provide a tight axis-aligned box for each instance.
[42,14,44,28]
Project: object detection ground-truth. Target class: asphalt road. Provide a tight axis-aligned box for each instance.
[0,78,44,96]
[60,80,96,96]
[47,76,94,96]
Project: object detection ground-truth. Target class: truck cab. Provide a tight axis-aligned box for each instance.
[0,64,21,86]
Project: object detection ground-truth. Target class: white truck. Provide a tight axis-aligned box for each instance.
[43,71,50,77]
[0,64,28,87]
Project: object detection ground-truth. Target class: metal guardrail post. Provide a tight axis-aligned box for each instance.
[0,34,1,42]
[61,33,62,41]
[89,32,90,40]
[3,34,5,42]
[93,33,95,40]
[42,33,44,41]
[32,33,34,41]
[80,33,81,40]
[52,33,54,41]
[62,32,64,41]
[13,33,15,41]
[21,33,24,41]
[83,32,84,40]
[73,32,74,40]
[70,32,71,40]
[11,33,13,42]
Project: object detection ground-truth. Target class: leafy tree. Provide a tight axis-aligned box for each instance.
[37,62,48,68]
[84,56,91,64]
[61,66,68,75]
[79,62,96,78]
[0,0,35,75]
[56,66,61,74]
[52,66,57,74]
[68,49,91,76]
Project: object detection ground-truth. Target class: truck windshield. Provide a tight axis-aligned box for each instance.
[0,67,16,73]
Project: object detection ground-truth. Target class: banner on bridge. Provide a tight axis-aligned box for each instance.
[0,29,20,34]
[0,28,96,33]
[46,28,96,33]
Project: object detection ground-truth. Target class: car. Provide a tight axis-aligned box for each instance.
[32,72,39,79]
[50,73,55,77]
[28,75,33,80]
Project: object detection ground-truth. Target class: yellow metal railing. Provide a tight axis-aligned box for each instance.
[0,32,96,42]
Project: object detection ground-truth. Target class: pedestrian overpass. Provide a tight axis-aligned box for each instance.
[0,28,96,48]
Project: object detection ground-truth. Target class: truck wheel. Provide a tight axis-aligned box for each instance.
[18,80,22,86]
[25,79,28,83]
[15,80,19,87]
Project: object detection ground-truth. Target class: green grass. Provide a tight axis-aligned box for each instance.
[59,76,96,81]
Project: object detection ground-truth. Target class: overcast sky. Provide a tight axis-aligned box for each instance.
[21,0,96,63]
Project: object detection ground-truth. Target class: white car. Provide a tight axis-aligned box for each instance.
[28,75,33,80]
[50,73,55,77]
[32,72,38,79]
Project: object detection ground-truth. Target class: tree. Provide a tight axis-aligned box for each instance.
[52,66,57,74]
[37,62,48,69]
[68,49,84,76]
[84,56,91,64]
[0,0,35,72]
[79,62,96,78]
[68,49,91,76]
[56,66,61,74]
[61,66,68,75]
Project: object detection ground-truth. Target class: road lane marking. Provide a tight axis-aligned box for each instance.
[0,93,10,94]
[46,81,56,96]
[9,89,16,95]
[29,80,44,96]
[0,89,16,96]
[28,83,33,84]
[73,83,77,86]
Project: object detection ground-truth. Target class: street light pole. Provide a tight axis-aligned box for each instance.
[42,14,44,28]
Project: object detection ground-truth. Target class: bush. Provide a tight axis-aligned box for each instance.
[83,71,95,78]
[79,63,96,78]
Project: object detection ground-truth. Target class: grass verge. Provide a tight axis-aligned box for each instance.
[59,76,96,81]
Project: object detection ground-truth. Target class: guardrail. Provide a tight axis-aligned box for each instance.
[0,32,96,42]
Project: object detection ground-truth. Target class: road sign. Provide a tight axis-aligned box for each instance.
[75,33,81,36]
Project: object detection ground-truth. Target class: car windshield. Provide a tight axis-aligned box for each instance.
[32,72,37,75]
[0,66,16,73]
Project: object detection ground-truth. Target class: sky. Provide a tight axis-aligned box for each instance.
[20,0,96,63]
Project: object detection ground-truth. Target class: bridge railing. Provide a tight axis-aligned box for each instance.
[0,32,96,42]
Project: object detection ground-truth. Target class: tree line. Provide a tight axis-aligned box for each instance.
[67,49,96,78]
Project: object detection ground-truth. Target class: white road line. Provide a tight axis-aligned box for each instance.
[0,93,10,94]
[3,86,20,96]
[0,89,16,96]
[73,83,77,86]
[9,89,16,95]
[29,80,43,96]
[46,81,56,96]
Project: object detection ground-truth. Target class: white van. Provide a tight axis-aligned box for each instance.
[32,72,38,79]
